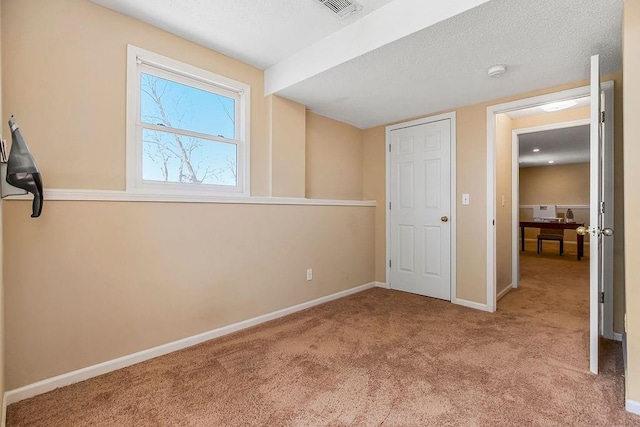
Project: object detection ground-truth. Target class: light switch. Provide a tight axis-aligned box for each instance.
[462,194,470,205]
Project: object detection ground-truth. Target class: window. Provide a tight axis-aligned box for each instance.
[126,45,250,196]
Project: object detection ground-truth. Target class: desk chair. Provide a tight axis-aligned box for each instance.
[537,228,564,255]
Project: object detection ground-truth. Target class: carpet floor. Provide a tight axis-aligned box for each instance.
[7,247,640,426]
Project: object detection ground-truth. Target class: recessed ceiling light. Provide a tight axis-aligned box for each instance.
[532,148,540,152]
[541,100,578,112]
[548,160,555,164]
[487,64,507,78]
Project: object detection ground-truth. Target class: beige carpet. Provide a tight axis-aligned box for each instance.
[8,247,640,426]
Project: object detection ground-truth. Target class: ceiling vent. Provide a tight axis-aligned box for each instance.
[313,0,363,19]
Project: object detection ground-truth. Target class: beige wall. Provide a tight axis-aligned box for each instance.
[362,72,624,307]
[519,163,590,243]
[519,164,590,207]
[0,0,4,399]
[511,106,590,129]
[4,201,374,389]
[495,114,512,295]
[1,0,271,195]
[306,112,363,200]
[624,0,640,405]
[1,0,376,390]
[269,95,306,198]
[362,127,386,284]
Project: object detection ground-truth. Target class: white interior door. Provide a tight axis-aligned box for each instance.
[601,81,615,341]
[389,119,451,300]
[587,54,611,375]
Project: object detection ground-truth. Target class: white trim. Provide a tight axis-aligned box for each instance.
[3,282,377,406]
[511,130,520,288]
[613,333,623,342]
[452,298,490,312]
[626,400,640,415]
[1,394,6,427]
[519,205,590,210]
[451,115,458,303]
[374,281,390,289]
[601,80,615,341]
[4,189,376,207]
[487,108,497,312]
[497,284,513,301]
[588,60,600,374]
[385,112,457,302]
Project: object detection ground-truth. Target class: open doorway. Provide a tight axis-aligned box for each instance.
[514,121,590,265]
[502,113,592,342]
[509,107,591,287]
[486,76,615,374]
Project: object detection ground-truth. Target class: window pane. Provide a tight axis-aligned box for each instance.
[142,129,237,186]
[140,73,236,139]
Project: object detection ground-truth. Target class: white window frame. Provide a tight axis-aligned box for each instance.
[126,45,251,197]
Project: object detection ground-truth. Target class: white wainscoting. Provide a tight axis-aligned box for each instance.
[5,188,376,207]
[519,205,589,210]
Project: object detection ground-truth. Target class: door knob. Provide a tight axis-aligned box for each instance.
[577,226,614,236]
[441,216,449,222]
[576,226,589,236]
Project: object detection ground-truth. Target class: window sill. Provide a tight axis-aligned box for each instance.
[4,189,376,207]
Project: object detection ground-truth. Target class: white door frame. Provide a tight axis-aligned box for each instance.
[511,118,590,288]
[486,82,614,340]
[385,112,457,301]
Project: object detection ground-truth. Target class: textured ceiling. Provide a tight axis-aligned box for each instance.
[91,0,623,130]
[276,0,622,128]
[90,0,395,69]
[518,125,590,168]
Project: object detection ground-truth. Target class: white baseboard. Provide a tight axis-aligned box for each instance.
[613,333,623,342]
[3,281,376,407]
[496,284,513,302]
[1,393,6,427]
[374,281,390,289]
[626,399,640,415]
[452,298,490,312]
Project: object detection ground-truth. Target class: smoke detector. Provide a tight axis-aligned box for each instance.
[313,0,363,19]
[487,64,507,78]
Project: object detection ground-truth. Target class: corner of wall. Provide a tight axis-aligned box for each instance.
[623,0,640,405]
[0,0,6,412]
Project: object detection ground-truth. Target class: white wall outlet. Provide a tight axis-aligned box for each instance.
[462,194,470,205]
[306,269,313,281]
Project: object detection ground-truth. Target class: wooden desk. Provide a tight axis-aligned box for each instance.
[519,221,585,260]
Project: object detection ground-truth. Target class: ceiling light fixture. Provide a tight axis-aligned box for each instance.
[540,100,578,112]
[487,64,507,78]
[532,148,540,152]
[548,160,555,164]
